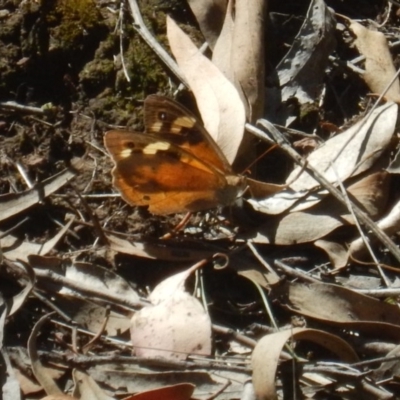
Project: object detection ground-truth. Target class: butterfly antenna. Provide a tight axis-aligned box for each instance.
[241,144,278,175]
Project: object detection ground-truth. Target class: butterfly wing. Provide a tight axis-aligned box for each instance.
[104,130,241,215]
[144,95,233,175]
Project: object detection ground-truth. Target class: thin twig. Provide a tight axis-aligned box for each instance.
[118,2,131,82]
[59,353,252,373]
[334,167,390,286]
[126,0,187,86]
[0,101,45,115]
[274,260,321,283]
[34,268,148,309]
[247,241,280,278]
[212,324,257,348]
[248,120,400,264]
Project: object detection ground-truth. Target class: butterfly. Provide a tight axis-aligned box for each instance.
[104,95,246,215]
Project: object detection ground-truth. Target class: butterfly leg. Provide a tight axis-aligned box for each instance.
[160,212,193,239]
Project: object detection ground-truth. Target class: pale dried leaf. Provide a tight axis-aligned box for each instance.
[87,365,239,400]
[130,292,212,360]
[107,233,213,261]
[31,256,139,305]
[252,328,358,400]
[8,260,35,316]
[0,168,76,222]
[230,0,266,122]
[187,0,226,50]
[349,198,400,258]
[61,261,139,303]
[250,102,397,214]
[2,218,74,262]
[387,146,400,173]
[130,264,212,361]
[212,0,234,81]
[61,296,131,337]
[287,103,396,192]
[246,177,286,199]
[273,281,400,325]
[1,299,22,400]
[73,369,115,400]
[167,16,245,164]
[244,206,348,245]
[371,345,400,381]
[14,361,65,396]
[246,170,390,244]
[28,313,65,397]
[345,170,390,219]
[351,21,400,102]
[149,262,202,304]
[314,240,349,269]
[336,274,382,290]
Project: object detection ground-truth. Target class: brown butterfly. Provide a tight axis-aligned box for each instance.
[104,95,246,215]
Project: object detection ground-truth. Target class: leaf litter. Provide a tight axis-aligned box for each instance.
[1,0,400,399]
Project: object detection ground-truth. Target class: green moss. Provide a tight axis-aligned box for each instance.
[121,36,169,96]
[51,0,102,50]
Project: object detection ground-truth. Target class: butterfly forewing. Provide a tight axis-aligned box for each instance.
[144,95,232,175]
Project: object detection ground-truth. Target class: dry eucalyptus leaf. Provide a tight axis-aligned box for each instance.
[245,170,390,245]
[167,16,245,164]
[29,255,140,306]
[230,0,266,122]
[61,261,139,303]
[273,281,400,325]
[28,313,66,399]
[371,345,400,381]
[130,263,212,361]
[87,365,236,400]
[351,21,400,103]
[1,299,22,400]
[2,218,74,262]
[131,292,212,361]
[58,296,131,337]
[73,369,115,400]
[246,178,287,200]
[250,102,397,214]
[212,0,234,81]
[0,168,76,222]
[387,146,400,173]
[287,103,396,192]
[7,260,35,316]
[106,233,214,261]
[187,0,226,50]
[252,328,358,400]
[244,197,351,244]
[277,0,336,105]
[314,240,349,269]
[349,198,400,259]
[345,170,390,219]
[213,0,266,121]
[13,362,66,396]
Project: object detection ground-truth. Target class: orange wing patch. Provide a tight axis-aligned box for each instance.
[104,96,245,215]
